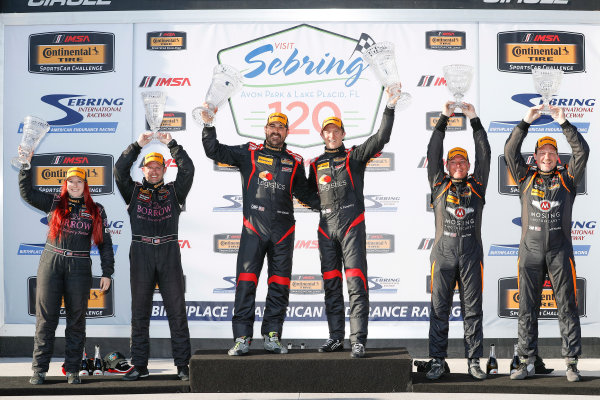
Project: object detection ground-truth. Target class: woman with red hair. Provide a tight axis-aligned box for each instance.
[19,151,114,385]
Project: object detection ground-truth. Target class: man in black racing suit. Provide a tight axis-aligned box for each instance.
[307,89,400,358]
[200,110,318,356]
[115,131,194,381]
[505,105,589,383]
[426,102,490,380]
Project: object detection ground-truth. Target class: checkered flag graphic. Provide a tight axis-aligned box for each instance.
[351,33,376,58]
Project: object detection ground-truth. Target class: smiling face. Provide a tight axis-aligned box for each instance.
[142,161,167,184]
[264,121,289,148]
[321,123,346,149]
[446,155,470,179]
[66,176,85,198]
[534,143,559,172]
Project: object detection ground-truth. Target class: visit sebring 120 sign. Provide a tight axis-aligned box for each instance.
[217,24,385,148]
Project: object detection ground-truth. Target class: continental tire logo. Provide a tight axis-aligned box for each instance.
[31,153,113,195]
[497,153,586,196]
[28,276,114,318]
[497,30,585,73]
[213,234,241,253]
[366,152,394,171]
[497,276,586,319]
[145,111,186,131]
[29,31,115,74]
[425,31,466,50]
[290,274,324,295]
[147,31,186,51]
[366,234,395,253]
[425,112,466,131]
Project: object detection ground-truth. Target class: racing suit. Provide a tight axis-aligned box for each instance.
[307,106,395,345]
[427,115,490,359]
[19,168,114,374]
[504,120,589,359]
[202,127,318,339]
[114,139,194,367]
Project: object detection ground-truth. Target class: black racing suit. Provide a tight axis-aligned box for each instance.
[19,168,114,374]
[427,115,490,359]
[203,127,318,339]
[114,139,194,367]
[307,107,395,345]
[504,120,589,359]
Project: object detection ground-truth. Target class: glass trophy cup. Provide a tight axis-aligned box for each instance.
[12,115,50,170]
[141,91,167,139]
[443,64,474,111]
[192,64,244,124]
[361,41,412,110]
[531,67,563,115]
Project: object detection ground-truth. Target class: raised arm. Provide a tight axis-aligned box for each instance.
[114,134,146,205]
[159,133,195,205]
[550,106,590,187]
[463,104,491,193]
[18,151,55,213]
[504,106,541,184]
[427,103,452,188]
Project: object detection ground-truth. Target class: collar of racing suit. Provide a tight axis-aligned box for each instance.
[68,196,82,204]
[324,144,346,154]
[263,141,286,152]
[142,178,164,190]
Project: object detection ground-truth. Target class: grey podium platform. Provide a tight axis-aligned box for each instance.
[189,347,413,393]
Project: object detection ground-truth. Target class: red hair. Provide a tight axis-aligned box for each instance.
[48,179,104,245]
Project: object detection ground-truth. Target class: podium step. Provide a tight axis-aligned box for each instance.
[189,347,412,393]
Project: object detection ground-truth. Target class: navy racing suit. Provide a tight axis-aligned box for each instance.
[307,106,395,345]
[203,127,318,339]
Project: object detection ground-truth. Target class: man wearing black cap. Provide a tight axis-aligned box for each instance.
[200,109,318,356]
[308,88,401,358]
[115,131,194,381]
[426,101,490,380]
[505,105,589,382]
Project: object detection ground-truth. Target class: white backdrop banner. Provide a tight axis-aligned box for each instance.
[3,21,598,340]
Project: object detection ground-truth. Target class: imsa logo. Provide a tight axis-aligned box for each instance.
[418,238,434,250]
[497,30,585,73]
[425,31,466,51]
[29,31,114,75]
[147,31,186,51]
[28,276,114,318]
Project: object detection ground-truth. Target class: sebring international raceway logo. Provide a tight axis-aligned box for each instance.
[18,94,124,134]
[488,93,592,134]
[217,24,384,148]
